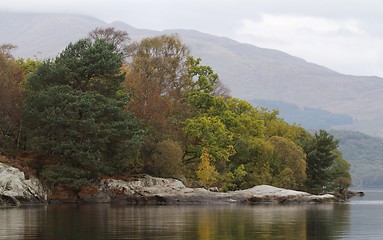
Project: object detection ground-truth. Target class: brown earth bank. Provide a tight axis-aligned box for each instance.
[0,162,345,207]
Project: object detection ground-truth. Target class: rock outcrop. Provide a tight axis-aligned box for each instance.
[0,163,46,206]
[0,161,337,206]
[99,176,337,204]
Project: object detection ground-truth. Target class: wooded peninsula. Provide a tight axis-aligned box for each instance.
[0,28,351,196]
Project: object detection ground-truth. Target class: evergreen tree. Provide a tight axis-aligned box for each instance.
[304,130,339,193]
[22,39,144,189]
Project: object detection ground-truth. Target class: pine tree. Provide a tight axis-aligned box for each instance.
[23,39,144,189]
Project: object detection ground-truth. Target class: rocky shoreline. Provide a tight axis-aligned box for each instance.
[1,162,340,207]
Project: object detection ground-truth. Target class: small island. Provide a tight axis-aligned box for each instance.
[0,28,352,206]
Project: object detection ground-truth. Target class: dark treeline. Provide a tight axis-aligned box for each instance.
[0,28,351,194]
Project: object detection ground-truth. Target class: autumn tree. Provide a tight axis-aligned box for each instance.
[88,27,130,55]
[0,50,24,149]
[126,35,190,129]
[123,35,193,171]
[197,148,219,187]
[22,38,144,189]
[126,34,189,95]
[0,44,17,59]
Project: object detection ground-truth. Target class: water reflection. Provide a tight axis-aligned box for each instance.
[0,204,350,239]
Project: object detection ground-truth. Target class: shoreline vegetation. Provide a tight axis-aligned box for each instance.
[0,162,356,207]
[1,28,352,204]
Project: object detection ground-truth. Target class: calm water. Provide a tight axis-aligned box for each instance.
[0,191,381,240]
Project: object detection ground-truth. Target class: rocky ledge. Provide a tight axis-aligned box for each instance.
[51,175,337,204]
[0,162,337,206]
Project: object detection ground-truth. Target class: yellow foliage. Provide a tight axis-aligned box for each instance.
[197,148,218,187]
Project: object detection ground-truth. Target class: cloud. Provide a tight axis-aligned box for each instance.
[2,0,383,76]
[234,14,383,76]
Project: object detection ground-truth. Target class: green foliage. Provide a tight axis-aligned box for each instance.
[331,130,383,188]
[22,38,144,187]
[328,150,352,193]
[304,130,340,193]
[28,39,124,95]
[186,57,219,94]
[23,86,142,174]
[148,140,184,178]
[268,136,306,190]
[230,137,273,188]
[41,165,91,191]
[225,98,266,137]
[184,116,234,170]
[16,58,42,80]
[6,33,351,194]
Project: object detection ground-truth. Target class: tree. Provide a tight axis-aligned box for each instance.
[196,148,219,187]
[328,149,352,195]
[16,58,42,80]
[230,137,273,189]
[126,34,189,96]
[304,130,340,193]
[183,116,234,170]
[0,44,17,59]
[268,136,307,189]
[125,34,191,135]
[0,51,23,149]
[124,35,193,171]
[186,57,219,94]
[148,140,184,178]
[88,27,130,55]
[22,38,144,189]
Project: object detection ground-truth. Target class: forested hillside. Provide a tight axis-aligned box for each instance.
[0,28,351,195]
[331,130,383,188]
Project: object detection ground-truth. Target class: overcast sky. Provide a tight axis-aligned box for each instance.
[2,0,383,77]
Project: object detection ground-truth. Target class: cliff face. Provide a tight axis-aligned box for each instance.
[0,162,336,206]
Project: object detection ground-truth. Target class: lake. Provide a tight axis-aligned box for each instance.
[0,191,381,240]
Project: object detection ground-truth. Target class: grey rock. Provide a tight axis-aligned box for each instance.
[0,163,46,206]
[101,176,337,204]
[0,161,336,205]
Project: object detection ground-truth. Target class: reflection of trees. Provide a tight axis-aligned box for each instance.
[306,204,350,240]
[0,204,350,239]
[183,204,350,240]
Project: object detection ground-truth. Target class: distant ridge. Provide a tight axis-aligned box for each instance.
[2,11,383,136]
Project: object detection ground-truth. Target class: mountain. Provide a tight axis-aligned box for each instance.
[251,99,353,130]
[2,11,383,136]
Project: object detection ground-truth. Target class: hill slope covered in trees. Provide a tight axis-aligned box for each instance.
[331,130,383,188]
